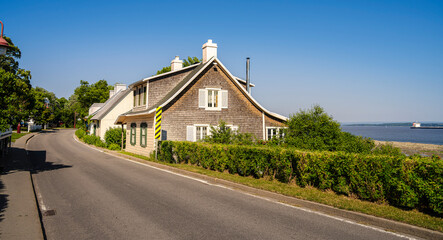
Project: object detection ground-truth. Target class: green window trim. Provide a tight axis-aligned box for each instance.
[130,123,137,146]
[140,122,147,147]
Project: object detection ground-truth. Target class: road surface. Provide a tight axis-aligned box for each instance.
[28,129,415,239]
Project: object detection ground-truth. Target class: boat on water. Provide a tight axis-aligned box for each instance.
[410,122,443,129]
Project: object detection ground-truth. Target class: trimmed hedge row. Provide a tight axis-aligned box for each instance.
[158,141,442,215]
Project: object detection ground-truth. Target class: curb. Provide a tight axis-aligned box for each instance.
[24,132,47,240]
[73,133,443,240]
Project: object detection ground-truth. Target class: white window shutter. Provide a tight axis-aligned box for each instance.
[199,89,206,108]
[221,90,228,108]
[186,126,195,142]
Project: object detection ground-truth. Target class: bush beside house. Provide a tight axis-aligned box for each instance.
[75,128,125,150]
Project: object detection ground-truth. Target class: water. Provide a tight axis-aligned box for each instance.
[341,126,443,145]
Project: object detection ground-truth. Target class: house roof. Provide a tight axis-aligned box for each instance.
[128,64,200,89]
[115,57,287,124]
[90,103,105,108]
[90,88,131,120]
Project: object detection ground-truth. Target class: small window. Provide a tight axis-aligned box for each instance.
[196,125,208,141]
[198,88,228,110]
[130,123,137,145]
[186,125,209,142]
[266,127,286,140]
[208,90,218,108]
[133,90,137,107]
[140,122,147,147]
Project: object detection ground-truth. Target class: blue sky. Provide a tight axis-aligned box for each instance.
[2,0,442,122]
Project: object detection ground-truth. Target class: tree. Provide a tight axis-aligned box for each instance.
[0,36,34,131]
[156,56,201,75]
[72,80,113,118]
[30,87,58,127]
[285,105,343,151]
[285,105,374,153]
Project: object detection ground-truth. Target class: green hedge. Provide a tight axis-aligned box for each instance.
[158,141,442,215]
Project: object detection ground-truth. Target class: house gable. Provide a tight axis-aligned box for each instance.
[161,61,285,141]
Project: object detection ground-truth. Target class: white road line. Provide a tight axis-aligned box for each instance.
[72,133,417,240]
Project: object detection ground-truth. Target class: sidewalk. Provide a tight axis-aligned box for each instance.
[0,133,44,240]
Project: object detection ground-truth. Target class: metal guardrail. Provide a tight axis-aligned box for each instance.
[0,127,12,140]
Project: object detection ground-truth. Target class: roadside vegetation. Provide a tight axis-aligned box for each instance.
[11,132,31,142]
[75,127,125,151]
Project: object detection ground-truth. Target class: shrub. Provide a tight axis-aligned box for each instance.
[83,134,101,145]
[284,105,376,154]
[285,105,342,151]
[107,143,120,150]
[336,132,374,154]
[75,129,86,139]
[158,141,443,215]
[372,143,403,156]
[203,120,255,145]
[104,127,125,147]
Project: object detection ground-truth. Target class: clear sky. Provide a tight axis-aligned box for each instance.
[2,0,442,122]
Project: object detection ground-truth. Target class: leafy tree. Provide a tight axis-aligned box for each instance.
[0,36,21,74]
[0,36,34,131]
[156,56,201,75]
[30,87,58,127]
[285,105,343,151]
[72,80,113,118]
[285,105,375,153]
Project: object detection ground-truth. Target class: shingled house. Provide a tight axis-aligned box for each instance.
[115,40,287,156]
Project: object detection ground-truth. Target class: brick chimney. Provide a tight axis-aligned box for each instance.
[202,39,217,62]
[171,56,183,71]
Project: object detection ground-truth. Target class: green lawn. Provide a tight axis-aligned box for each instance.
[11,132,31,142]
[119,150,443,232]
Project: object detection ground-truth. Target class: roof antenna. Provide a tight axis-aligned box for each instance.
[246,57,250,94]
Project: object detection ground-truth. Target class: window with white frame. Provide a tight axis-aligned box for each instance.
[199,88,228,110]
[186,124,210,142]
[186,124,238,142]
[266,127,286,140]
[196,125,208,141]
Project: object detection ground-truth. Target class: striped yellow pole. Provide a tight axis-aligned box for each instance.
[155,107,162,140]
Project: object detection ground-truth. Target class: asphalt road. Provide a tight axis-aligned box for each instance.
[28,129,415,240]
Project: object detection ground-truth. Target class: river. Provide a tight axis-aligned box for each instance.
[341,126,443,145]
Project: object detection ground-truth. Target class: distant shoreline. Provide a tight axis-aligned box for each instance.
[374,140,443,158]
[342,123,443,127]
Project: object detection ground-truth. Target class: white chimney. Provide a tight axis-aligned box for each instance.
[109,90,115,98]
[171,56,183,71]
[114,83,127,93]
[202,39,217,62]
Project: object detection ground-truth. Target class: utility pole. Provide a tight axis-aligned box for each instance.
[74,112,77,128]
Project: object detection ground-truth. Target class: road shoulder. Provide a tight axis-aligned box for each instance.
[0,133,44,240]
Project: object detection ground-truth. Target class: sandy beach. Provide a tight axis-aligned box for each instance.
[374,140,443,158]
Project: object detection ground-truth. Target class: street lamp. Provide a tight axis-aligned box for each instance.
[0,21,11,55]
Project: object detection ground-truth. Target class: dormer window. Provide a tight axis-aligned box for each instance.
[199,88,228,110]
[133,85,147,107]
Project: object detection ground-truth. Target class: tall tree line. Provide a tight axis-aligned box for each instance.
[0,36,113,131]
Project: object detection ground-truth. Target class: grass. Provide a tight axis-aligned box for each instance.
[119,150,443,232]
[11,132,31,142]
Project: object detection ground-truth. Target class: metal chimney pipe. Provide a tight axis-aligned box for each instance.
[246,57,250,94]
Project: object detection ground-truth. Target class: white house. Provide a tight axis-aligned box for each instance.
[88,83,133,140]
